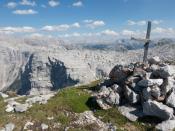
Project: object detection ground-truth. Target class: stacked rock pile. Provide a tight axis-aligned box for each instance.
[95,56,175,130]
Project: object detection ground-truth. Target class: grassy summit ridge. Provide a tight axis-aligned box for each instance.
[0,81,154,131]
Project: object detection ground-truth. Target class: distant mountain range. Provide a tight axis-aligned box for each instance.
[63,38,175,51]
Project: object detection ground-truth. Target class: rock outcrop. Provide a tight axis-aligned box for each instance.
[95,56,175,124]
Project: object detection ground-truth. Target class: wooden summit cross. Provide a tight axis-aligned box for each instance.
[131,21,152,64]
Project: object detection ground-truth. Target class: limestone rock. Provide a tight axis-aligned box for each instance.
[0,92,9,98]
[124,86,140,104]
[125,76,141,87]
[148,56,161,65]
[14,103,29,112]
[142,87,152,101]
[4,123,15,131]
[153,65,175,78]
[98,86,110,97]
[96,99,111,110]
[24,121,34,130]
[166,89,175,108]
[109,65,131,83]
[26,93,55,105]
[151,85,161,99]
[111,84,122,94]
[105,91,120,106]
[41,123,49,130]
[156,120,175,131]
[137,79,163,88]
[133,68,146,78]
[118,105,144,122]
[143,100,174,120]
[73,111,111,131]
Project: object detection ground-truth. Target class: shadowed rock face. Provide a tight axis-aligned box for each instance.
[17,54,79,95]
[48,57,79,90]
[17,54,33,95]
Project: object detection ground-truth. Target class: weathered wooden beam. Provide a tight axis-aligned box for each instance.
[131,37,150,43]
[143,21,151,63]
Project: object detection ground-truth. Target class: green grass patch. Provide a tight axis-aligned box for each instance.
[0,81,156,130]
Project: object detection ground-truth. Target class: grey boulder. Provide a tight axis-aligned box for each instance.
[148,56,161,65]
[96,99,111,110]
[156,120,175,131]
[166,89,175,108]
[142,87,152,101]
[105,91,120,106]
[5,123,15,131]
[137,79,163,88]
[143,100,174,120]
[153,65,175,78]
[118,105,144,122]
[109,65,131,83]
[124,86,140,104]
[14,103,29,112]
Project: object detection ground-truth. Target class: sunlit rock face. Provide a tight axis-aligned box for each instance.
[0,36,174,95]
[0,46,29,92]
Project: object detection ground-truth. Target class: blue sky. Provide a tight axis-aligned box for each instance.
[0,0,175,43]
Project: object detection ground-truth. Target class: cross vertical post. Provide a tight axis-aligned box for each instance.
[143,21,152,63]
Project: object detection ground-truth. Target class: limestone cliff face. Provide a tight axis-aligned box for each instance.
[0,36,174,95]
[0,46,29,92]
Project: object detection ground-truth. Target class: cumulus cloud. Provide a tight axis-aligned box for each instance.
[86,20,105,29]
[20,0,36,6]
[0,26,36,34]
[71,22,80,28]
[127,20,163,26]
[41,22,80,32]
[127,20,146,26]
[72,1,83,7]
[48,0,60,7]
[6,2,17,8]
[101,29,119,36]
[13,9,38,15]
[152,20,163,25]
[152,27,175,37]
[121,29,145,38]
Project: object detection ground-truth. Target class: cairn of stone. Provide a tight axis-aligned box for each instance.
[95,56,175,130]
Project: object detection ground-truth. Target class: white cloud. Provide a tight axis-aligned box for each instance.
[7,2,17,8]
[13,9,38,15]
[127,20,163,26]
[152,27,175,34]
[71,22,80,28]
[72,1,83,7]
[128,20,146,26]
[86,20,105,29]
[121,29,145,38]
[101,29,118,36]
[48,0,60,7]
[0,26,36,34]
[152,20,163,25]
[41,22,80,32]
[20,0,36,6]
[122,29,135,36]
[42,25,69,32]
